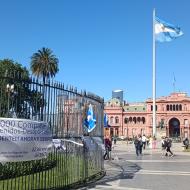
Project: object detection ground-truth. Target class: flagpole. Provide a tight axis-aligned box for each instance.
[153,8,156,137]
[173,73,176,92]
[173,80,176,92]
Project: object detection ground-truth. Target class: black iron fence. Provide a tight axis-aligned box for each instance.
[0,73,104,189]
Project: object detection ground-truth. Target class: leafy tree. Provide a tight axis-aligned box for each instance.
[0,59,29,79]
[30,47,59,83]
[0,59,43,118]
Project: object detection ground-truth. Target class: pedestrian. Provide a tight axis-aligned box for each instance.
[149,136,153,149]
[134,136,140,156]
[103,136,112,160]
[142,134,147,150]
[183,137,189,149]
[138,135,143,155]
[161,136,167,157]
[165,137,174,157]
[146,136,150,146]
[114,136,117,145]
[152,136,157,149]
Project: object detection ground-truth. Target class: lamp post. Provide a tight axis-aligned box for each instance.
[6,84,14,117]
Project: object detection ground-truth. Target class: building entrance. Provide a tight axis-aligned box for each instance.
[169,118,180,138]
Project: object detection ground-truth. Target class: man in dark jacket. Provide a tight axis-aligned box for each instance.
[165,137,174,157]
[134,136,141,156]
[183,138,189,149]
[103,137,112,160]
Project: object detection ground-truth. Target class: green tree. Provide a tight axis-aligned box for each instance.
[30,47,59,83]
[0,59,29,79]
[0,59,43,118]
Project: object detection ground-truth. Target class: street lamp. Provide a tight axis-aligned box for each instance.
[6,84,14,117]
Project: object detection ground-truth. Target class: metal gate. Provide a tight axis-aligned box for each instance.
[0,72,104,189]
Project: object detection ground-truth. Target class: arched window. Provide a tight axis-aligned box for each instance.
[124,118,128,124]
[173,104,176,111]
[167,105,169,111]
[129,117,132,122]
[151,105,157,111]
[107,117,109,124]
[170,104,172,111]
[110,116,114,124]
[142,117,146,124]
[133,117,136,124]
[176,104,179,111]
[179,104,182,111]
[137,117,141,123]
[115,116,119,124]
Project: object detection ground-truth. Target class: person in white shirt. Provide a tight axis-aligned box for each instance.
[142,134,147,149]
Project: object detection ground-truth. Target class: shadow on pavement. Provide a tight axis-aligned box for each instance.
[82,160,141,189]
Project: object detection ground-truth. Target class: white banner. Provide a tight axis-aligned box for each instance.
[0,118,52,162]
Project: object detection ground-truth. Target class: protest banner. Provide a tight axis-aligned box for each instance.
[0,118,52,162]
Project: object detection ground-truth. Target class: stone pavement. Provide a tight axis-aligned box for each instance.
[80,141,190,190]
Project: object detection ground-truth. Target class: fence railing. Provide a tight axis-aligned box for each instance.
[0,73,104,189]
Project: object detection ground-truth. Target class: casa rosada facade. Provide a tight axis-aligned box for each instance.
[104,92,190,139]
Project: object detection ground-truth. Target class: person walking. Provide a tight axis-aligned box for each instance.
[146,136,150,147]
[161,136,167,157]
[134,136,140,156]
[165,137,174,157]
[183,137,189,149]
[103,136,112,160]
[149,136,153,149]
[134,135,143,156]
[113,136,117,145]
[142,134,147,150]
[138,135,143,155]
[152,136,157,149]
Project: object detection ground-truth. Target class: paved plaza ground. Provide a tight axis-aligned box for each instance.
[80,141,190,190]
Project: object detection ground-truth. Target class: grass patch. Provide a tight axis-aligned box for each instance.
[0,152,103,189]
[0,155,56,180]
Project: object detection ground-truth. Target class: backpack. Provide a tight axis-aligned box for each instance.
[167,139,172,148]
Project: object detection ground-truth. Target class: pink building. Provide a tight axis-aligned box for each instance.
[104,92,190,139]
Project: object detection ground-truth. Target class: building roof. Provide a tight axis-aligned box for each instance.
[106,92,190,111]
[112,89,123,92]
[105,98,122,107]
[146,92,190,103]
[123,103,146,112]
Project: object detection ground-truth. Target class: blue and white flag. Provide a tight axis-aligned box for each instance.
[84,104,96,132]
[155,17,183,42]
[104,113,109,127]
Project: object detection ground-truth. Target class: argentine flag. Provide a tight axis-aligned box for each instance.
[155,17,183,42]
[84,104,96,133]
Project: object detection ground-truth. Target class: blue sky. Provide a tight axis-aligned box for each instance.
[0,0,189,102]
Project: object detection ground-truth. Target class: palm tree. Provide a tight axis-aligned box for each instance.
[30,47,59,83]
[30,47,59,120]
